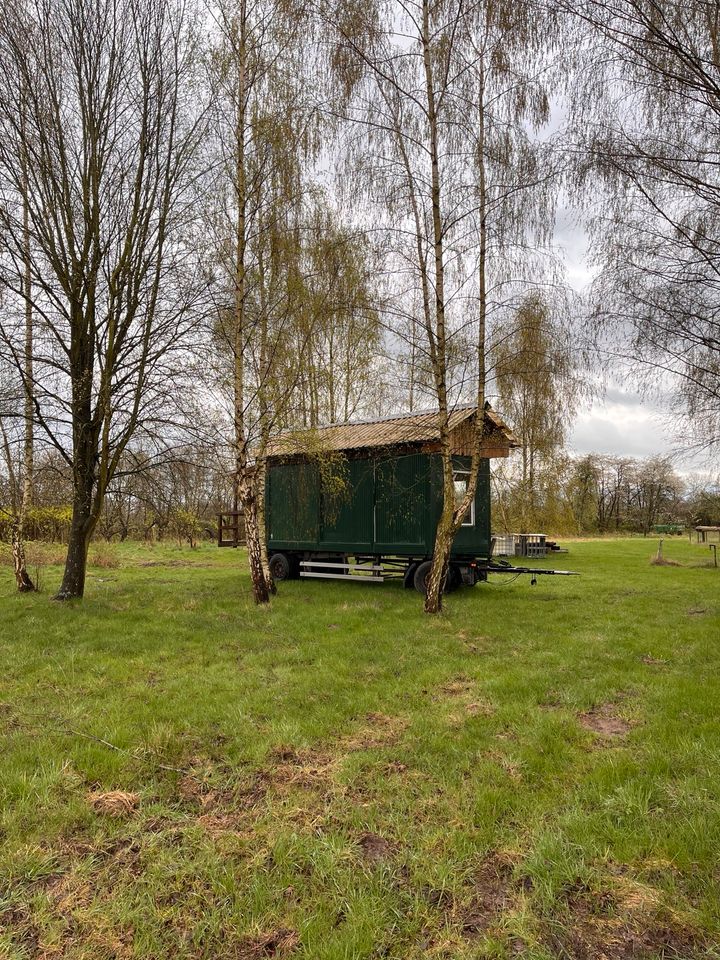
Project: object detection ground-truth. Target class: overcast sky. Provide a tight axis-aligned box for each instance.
[553,204,700,471]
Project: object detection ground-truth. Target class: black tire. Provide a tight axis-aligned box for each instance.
[269,552,291,582]
[413,560,434,595]
[403,563,419,589]
[414,560,455,595]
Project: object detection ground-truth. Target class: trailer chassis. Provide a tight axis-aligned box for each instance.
[268,550,577,593]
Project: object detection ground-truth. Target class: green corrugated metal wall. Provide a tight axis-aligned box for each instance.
[375,454,427,551]
[267,452,492,559]
[267,462,319,544]
[318,458,373,551]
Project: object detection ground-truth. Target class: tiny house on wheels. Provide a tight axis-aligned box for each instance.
[262,404,523,594]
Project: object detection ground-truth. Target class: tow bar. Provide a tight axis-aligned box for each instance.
[474,560,579,585]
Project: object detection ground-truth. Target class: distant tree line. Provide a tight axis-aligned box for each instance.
[494,453,720,536]
[0,444,232,547]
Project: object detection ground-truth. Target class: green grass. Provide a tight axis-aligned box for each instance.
[0,537,719,959]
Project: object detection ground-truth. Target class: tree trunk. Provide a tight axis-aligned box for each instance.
[231,1,270,605]
[12,520,34,592]
[239,473,270,604]
[56,513,93,600]
[421,0,452,615]
[254,456,275,595]
[424,30,488,613]
[13,119,35,592]
[56,465,95,599]
[425,486,454,612]
[256,246,276,596]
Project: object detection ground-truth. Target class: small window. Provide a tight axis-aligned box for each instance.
[453,471,475,526]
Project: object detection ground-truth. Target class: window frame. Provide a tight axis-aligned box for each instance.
[452,469,475,527]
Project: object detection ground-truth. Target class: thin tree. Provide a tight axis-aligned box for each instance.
[0,0,205,599]
[493,292,582,530]
[205,0,319,603]
[325,0,558,611]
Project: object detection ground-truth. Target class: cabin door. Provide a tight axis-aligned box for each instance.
[374,454,427,553]
[318,458,374,552]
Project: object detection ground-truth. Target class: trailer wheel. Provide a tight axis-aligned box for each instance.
[414,561,459,595]
[269,552,291,581]
[413,560,447,596]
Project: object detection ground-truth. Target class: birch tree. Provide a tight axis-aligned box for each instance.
[206,0,386,604]
[205,0,317,603]
[0,0,205,599]
[0,164,35,591]
[325,0,558,611]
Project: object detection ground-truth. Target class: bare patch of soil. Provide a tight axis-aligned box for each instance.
[579,704,632,738]
[177,772,214,805]
[196,811,248,837]
[543,879,703,960]
[233,772,273,808]
[238,928,299,958]
[87,790,139,817]
[466,701,494,717]
[45,870,94,913]
[420,852,517,941]
[0,903,40,954]
[435,677,495,728]
[384,760,408,774]
[188,771,271,835]
[357,831,395,863]
[460,853,516,936]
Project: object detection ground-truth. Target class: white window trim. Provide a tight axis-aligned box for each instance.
[453,470,475,527]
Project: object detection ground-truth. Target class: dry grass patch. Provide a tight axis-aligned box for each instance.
[89,546,120,568]
[267,745,336,788]
[138,558,212,568]
[542,876,705,960]
[87,790,139,817]
[484,748,523,781]
[434,675,494,727]
[640,654,669,666]
[341,711,408,751]
[437,676,475,697]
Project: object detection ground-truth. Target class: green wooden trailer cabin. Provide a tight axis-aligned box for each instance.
[264,405,517,592]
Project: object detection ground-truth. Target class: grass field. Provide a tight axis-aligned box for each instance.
[1,537,719,959]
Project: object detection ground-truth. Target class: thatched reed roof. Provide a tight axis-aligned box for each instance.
[265,404,517,460]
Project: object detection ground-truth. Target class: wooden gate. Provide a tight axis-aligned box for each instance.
[217,511,245,548]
